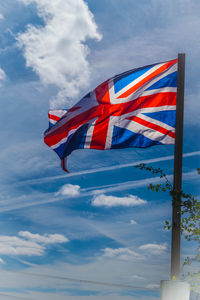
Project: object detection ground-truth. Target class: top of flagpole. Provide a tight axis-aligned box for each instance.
[173,53,185,191]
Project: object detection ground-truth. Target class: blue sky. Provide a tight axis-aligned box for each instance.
[0,0,200,299]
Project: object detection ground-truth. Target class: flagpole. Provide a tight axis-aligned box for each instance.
[170,53,185,280]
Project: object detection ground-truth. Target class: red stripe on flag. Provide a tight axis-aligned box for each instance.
[44,106,99,146]
[95,80,111,104]
[118,59,178,99]
[129,115,175,139]
[61,158,70,173]
[44,123,79,147]
[44,92,176,147]
[68,106,81,112]
[48,114,61,121]
[111,92,177,117]
[90,115,110,150]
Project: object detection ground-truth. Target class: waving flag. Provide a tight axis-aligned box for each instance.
[44,59,178,172]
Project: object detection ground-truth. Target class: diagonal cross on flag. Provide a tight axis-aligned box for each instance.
[44,58,177,172]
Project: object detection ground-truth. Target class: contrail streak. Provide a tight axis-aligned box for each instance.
[0,170,198,213]
[14,150,200,187]
[3,269,158,291]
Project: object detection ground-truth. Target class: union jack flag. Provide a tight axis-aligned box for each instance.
[44,59,178,172]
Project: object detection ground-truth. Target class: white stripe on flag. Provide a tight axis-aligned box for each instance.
[138,113,175,133]
[117,63,177,103]
[114,63,166,99]
[84,118,98,149]
[118,118,175,144]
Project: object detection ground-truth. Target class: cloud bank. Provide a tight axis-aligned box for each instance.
[102,247,143,261]
[17,0,101,108]
[19,231,68,244]
[0,231,68,257]
[139,243,167,255]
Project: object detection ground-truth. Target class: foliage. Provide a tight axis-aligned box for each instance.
[135,163,200,293]
[135,163,200,243]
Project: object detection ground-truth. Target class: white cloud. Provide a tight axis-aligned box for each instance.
[0,231,68,257]
[92,194,147,207]
[56,183,80,196]
[130,219,137,225]
[139,243,168,255]
[18,231,69,244]
[0,235,44,256]
[0,13,4,20]
[17,0,101,108]
[0,68,6,84]
[102,247,143,261]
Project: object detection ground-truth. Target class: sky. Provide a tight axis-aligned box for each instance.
[0,0,200,299]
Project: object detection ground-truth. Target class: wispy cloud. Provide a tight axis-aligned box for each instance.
[56,184,80,197]
[92,194,146,207]
[139,243,168,255]
[0,170,198,213]
[0,231,68,257]
[0,13,4,20]
[102,247,143,261]
[88,176,170,195]
[17,0,101,108]
[15,150,200,186]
